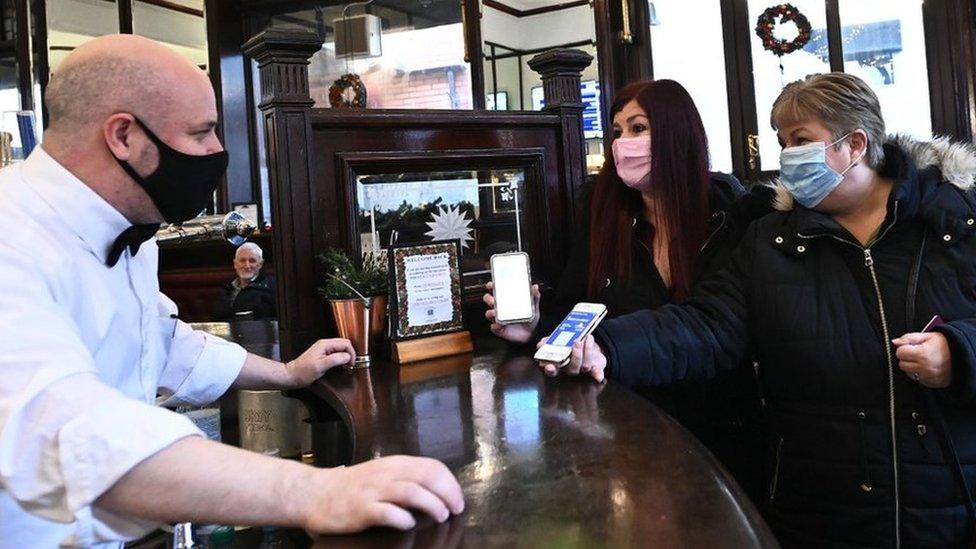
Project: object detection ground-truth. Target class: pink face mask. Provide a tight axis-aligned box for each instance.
[612,136,652,191]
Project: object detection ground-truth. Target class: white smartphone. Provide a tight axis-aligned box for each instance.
[490,252,534,325]
[534,302,608,365]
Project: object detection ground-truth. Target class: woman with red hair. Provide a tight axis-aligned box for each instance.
[485,79,769,503]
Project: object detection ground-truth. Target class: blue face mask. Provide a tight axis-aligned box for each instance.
[778,133,860,209]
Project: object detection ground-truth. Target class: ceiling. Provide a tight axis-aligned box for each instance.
[492,0,575,9]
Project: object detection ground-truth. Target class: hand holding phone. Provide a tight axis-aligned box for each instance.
[538,334,608,382]
[485,253,542,344]
[489,252,534,325]
[534,303,608,366]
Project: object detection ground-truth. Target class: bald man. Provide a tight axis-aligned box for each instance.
[0,35,463,547]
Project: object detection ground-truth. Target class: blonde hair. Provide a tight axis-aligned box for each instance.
[771,72,886,168]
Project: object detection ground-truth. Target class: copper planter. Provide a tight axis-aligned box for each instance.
[328,296,388,367]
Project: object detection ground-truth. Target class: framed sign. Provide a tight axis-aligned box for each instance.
[389,240,464,340]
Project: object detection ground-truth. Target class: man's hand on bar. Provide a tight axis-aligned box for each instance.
[96,437,465,536]
[306,455,466,533]
[285,338,357,387]
[232,338,356,391]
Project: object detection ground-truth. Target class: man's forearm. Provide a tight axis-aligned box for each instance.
[232,340,356,390]
[232,353,297,390]
[96,436,315,528]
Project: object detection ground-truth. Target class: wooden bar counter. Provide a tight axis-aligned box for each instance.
[299,336,778,548]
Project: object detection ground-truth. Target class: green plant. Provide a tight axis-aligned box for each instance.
[316,248,389,300]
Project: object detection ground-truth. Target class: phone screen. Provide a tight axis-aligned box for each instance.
[493,253,533,322]
[545,310,598,348]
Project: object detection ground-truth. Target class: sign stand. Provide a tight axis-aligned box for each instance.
[391,331,473,364]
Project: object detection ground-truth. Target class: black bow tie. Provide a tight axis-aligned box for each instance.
[107,223,160,267]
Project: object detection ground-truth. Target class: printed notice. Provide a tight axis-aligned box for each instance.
[403,252,454,327]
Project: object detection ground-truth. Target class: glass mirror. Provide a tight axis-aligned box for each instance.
[355,168,526,296]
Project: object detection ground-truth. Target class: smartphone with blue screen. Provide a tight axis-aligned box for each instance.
[533,302,608,365]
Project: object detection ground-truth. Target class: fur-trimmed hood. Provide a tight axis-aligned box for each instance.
[770,134,976,211]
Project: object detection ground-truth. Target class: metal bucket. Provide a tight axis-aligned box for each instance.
[238,390,304,458]
[328,296,388,366]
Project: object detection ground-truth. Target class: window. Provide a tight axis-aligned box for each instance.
[650,0,734,172]
[837,0,931,139]
[747,0,831,171]
[269,3,474,109]
[484,42,520,110]
[45,0,120,73]
[480,1,601,169]
[133,0,209,70]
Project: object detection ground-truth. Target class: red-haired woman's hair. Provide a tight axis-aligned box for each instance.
[587,80,712,302]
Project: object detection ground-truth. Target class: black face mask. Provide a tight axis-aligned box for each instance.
[113,117,229,224]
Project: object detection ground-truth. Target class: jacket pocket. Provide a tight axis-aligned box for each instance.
[769,436,784,504]
[857,411,873,493]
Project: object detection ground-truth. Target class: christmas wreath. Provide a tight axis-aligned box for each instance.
[328,73,367,108]
[755,4,812,57]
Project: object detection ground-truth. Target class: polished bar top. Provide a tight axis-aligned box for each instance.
[304,336,778,548]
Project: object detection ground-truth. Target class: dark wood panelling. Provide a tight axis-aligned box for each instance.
[622,0,651,83]
[925,0,958,139]
[923,0,976,140]
[243,29,322,361]
[245,31,589,358]
[528,48,591,220]
[824,0,844,73]
[28,0,47,126]
[207,0,254,211]
[304,111,575,347]
[118,0,133,33]
[593,0,615,151]
[721,0,758,181]
[462,0,485,109]
[14,0,31,110]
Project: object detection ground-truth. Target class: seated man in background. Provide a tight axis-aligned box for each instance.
[0,34,463,547]
[215,242,277,320]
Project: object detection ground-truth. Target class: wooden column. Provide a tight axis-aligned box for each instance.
[528,48,592,227]
[242,30,322,361]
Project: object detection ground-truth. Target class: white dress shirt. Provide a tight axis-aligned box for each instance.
[0,148,247,547]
